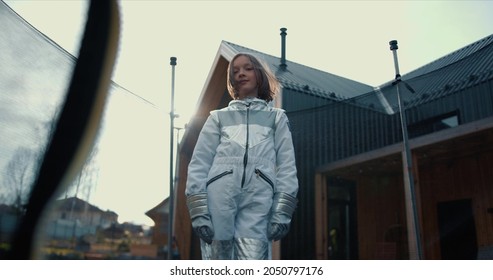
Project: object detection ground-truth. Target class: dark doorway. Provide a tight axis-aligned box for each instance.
[437,199,478,259]
[327,178,358,259]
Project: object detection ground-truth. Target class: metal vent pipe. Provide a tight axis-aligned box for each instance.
[280,27,287,68]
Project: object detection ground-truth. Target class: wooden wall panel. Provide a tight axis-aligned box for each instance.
[356,174,408,259]
[418,149,493,259]
[174,151,194,259]
[417,164,442,259]
[477,152,493,247]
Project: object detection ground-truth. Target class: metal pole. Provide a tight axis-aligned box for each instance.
[389,40,423,260]
[173,127,183,194]
[168,56,177,260]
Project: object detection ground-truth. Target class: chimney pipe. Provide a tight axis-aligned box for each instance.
[280,27,287,69]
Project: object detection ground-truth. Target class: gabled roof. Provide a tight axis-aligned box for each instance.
[401,33,493,107]
[181,41,376,154]
[356,33,493,113]
[146,197,170,217]
[404,34,493,81]
[222,41,374,100]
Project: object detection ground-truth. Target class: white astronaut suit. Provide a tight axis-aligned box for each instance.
[185,97,299,260]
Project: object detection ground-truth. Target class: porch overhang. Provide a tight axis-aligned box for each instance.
[316,116,493,178]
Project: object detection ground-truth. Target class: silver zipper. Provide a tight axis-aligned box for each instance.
[206,169,233,187]
[255,169,274,189]
[241,103,250,188]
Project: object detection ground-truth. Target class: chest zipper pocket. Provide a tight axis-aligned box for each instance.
[206,169,233,187]
[255,169,274,190]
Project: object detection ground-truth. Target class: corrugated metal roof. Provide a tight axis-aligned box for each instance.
[355,33,493,113]
[223,41,375,100]
[223,35,493,114]
[404,34,493,80]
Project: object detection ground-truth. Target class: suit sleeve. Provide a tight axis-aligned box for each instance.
[274,111,299,197]
[185,112,220,196]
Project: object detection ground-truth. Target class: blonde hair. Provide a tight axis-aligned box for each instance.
[226,53,280,102]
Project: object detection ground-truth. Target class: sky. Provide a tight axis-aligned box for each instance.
[3,0,493,226]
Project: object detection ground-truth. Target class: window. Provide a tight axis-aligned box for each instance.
[408,111,460,138]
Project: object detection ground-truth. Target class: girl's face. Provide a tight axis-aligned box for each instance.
[232,55,258,99]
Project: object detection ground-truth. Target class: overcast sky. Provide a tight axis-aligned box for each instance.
[4,0,493,226]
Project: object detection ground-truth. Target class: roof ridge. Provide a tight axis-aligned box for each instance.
[222,41,373,99]
[223,41,371,86]
[403,33,493,80]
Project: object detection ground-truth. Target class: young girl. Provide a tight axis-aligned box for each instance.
[185,53,299,260]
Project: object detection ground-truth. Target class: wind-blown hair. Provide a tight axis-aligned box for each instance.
[226,53,280,102]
